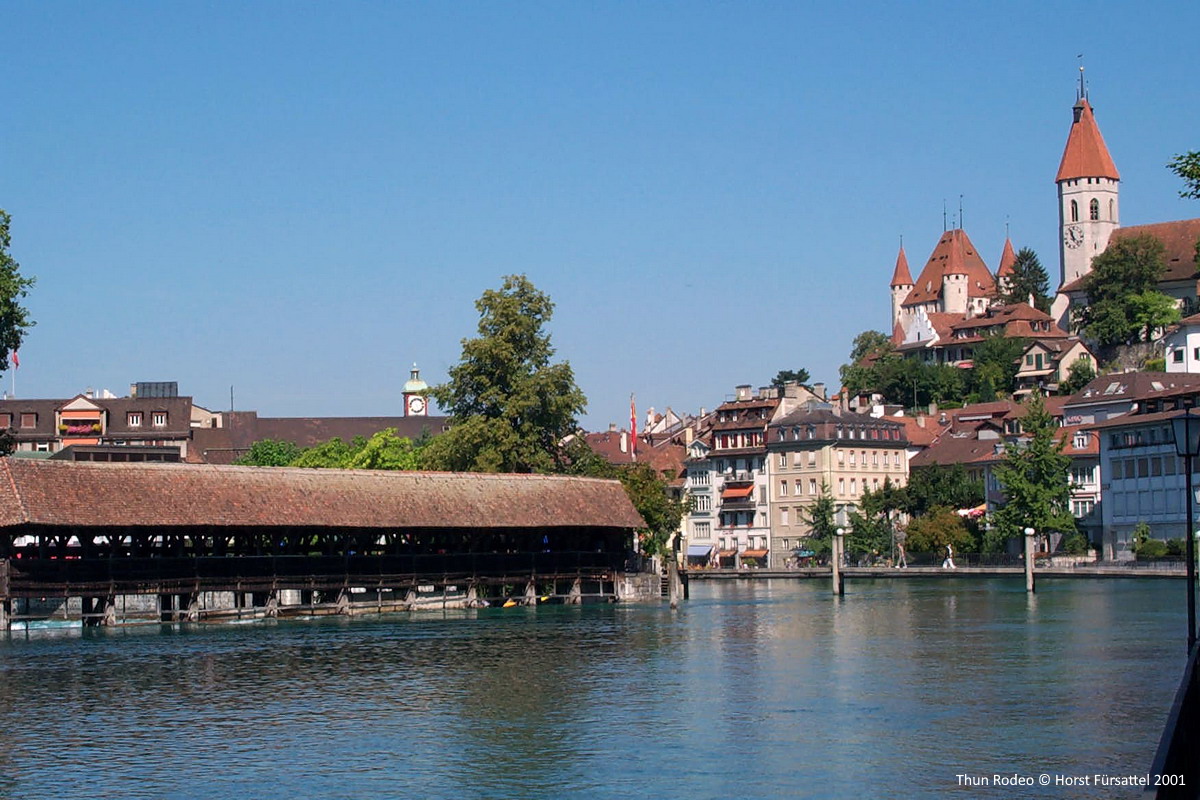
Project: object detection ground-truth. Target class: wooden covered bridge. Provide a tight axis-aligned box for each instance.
[0,458,650,627]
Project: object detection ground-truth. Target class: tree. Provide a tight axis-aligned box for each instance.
[839,331,895,398]
[771,368,810,390]
[1073,234,1173,354]
[902,464,983,519]
[848,330,894,364]
[1168,151,1200,199]
[236,439,302,466]
[344,428,424,470]
[0,210,36,405]
[425,275,587,473]
[1127,289,1181,342]
[965,333,1027,401]
[1057,357,1097,396]
[797,484,837,558]
[289,436,361,468]
[991,392,1076,547]
[567,444,686,558]
[846,479,904,560]
[904,506,976,555]
[998,247,1052,313]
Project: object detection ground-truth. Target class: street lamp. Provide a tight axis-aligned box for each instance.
[1169,409,1200,651]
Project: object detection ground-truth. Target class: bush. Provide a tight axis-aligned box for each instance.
[1144,357,1166,372]
[1165,539,1186,558]
[1061,532,1091,555]
[1136,539,1168,559]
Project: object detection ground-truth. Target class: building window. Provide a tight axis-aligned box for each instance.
[1090,199,1100,220]
[808,451,816,467]
[694,495,711,512]
[850,478,858,495]
[779,480,788,497]
[0,413,9,428]
[1070,199,1079,222]
[838,478,845,495]
[1072,499,1095,518]
[34,442,51,452]
[808,478,817,495]
[694,522,710,539]
[849,451,856,466]
[20,413,36,428]
[1071,466,1094,485]
[128,412,143,427]
[691,470,711,487]
[152,412,168,427]
[781,509,790,526]
[1109,199,1115,220]
[778,452,787,469]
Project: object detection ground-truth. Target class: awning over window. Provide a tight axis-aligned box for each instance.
[741,549,769,559]
[717,549,738,558]
[721,485,754,499]
[687,544,715,557]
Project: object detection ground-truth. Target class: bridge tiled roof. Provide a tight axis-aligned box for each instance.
[0,459,645,531]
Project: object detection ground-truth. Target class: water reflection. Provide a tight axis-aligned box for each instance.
[0,579,1185,799]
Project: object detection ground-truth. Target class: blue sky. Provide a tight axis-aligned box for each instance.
[3,2,1199,429]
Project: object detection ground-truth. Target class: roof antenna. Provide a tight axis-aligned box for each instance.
[1077,54,1086,101]
[1005,216,1010,239]
[959,194,964,231]
[942,199,947,232]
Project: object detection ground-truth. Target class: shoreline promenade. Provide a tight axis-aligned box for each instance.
[687,564,1187,580]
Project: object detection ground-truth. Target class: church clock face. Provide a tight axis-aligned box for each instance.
[407,395,426,415]
[1064,224,1084,249]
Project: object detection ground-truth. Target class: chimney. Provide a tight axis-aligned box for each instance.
[620,431,628,453]
[684,428,694,445]
[813,382,826,400]
[736,385,751,401]
[129,383,137,398]
[916,416,926,429]
[929,402,938,416]
[699,407,706,417]
[608,422,617,432]
[85,387,94,399]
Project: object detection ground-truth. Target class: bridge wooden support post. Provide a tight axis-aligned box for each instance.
[567,578,582,605]
[667,561,682,609]
[831,532,845,597]
[185,593,201,622]
[335,589,351,615]
[102,596,117,626]
[264,591,279,619]
[0,598,8,631]
[523,580,537,606]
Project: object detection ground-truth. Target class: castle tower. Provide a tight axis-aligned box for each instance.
[1056,74,1120,290]
[996,237,1018,300]
[889,244,913,328]
[403,364,429,417]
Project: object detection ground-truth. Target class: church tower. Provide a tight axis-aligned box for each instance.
[403,364,429,417]
[1056,72,1120,290]
[889,244,913,329]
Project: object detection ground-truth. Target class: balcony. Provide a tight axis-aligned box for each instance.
[59,423,102,436]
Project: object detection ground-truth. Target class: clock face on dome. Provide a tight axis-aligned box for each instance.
[1064,225,1084,249]
[407,395,426,415]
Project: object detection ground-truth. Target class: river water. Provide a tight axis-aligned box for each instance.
[0,578,1186,799]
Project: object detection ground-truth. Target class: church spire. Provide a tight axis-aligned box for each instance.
[890,244,913,286]
[996,237,1017,279]
[1056,90,1119,182]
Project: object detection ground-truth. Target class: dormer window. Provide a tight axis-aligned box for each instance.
[152,412,167,427]
[128,412,142,427]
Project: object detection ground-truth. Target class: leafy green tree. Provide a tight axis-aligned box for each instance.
[965,334,1027,401]
[289,436,361,468]
[343,428,424,470]
[991,392,1076,546]
[848,330,894,364]
[839,330,895,398]
[567,444,686,558]
[425,275,587,473]
[904,506,976,554]
[1073,234,1173,355]
[1168,151,1200,199]
[236,439,303,466]
[1058,357,1097,396]
[0,210,36,454]
[902,464,984,518]
[771,368,810,389]
[1127,289,1181,342]
[846,479,905,560]
[797,484,837,558]
[998,247,1052,312]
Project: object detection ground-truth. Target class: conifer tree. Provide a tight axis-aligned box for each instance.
[991,393,1076,547]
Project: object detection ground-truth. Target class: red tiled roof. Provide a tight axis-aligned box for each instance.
[890,246,913,286]
[1056,98,1119,182]
[901,229,997,308]
[0,459,645,531]
[1060,219,1200,294]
